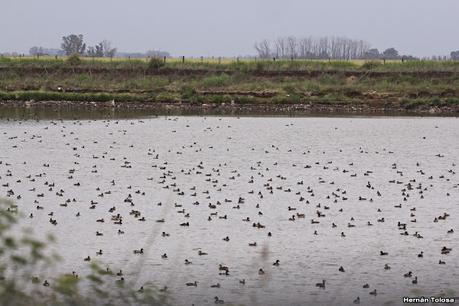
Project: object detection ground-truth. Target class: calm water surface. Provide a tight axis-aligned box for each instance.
[0,115,458,306]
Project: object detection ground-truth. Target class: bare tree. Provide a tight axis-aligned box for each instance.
[254,40,271,58]
[101,40,117,58]
[255,36,371,60]
[275,37,287,58]
[286,36,298,58]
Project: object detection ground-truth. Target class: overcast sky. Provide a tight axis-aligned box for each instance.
[1,0,458,57]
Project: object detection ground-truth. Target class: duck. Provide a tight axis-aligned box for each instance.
[214,296,224,304]
[412,276,418,284]
[380,251,388,256]
[210,283,221,288]
[133,248,144,254]
[273,259,280,266]
[219,264,229,272]
[186,281,198,287]
[369,289,377,296]
[258,268,265,275]
[353,297,360,304]
[441,246,452,254]
[339,266,345,272]
[198,250,208,256]
[363,283,369,288]
[315,280,325,289]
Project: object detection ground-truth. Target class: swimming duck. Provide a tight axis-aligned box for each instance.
[133,248,144,254]
[214,296,224,304]
[315,280,325,289]
[186,281,198,287]
[404,271,412,278]
[219,264,229,272]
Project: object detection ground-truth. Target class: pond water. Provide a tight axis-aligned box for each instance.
[0,113,458,306]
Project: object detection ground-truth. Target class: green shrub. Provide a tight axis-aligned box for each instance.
[201,74,231,88]
[148,57,165,70]
[66,53,81,66]
[361,61,382,70]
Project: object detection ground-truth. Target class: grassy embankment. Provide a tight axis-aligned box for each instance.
[0,56,458,111]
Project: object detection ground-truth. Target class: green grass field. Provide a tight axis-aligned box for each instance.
[0,55,458,111]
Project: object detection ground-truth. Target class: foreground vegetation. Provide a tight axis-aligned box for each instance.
[0,56,458,112]
[0,198,168,306]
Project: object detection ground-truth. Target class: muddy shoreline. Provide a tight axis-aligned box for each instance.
[1,100,458,117]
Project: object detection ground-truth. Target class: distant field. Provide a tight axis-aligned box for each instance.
[2,55,458,71]
[0,55,458,113]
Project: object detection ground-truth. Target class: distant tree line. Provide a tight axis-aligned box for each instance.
[254,36,371,60]
[29,47,64,56]
[254,36,422,60]
[28,34,170,58]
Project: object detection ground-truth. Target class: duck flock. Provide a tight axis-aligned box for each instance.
[0,116,458,306]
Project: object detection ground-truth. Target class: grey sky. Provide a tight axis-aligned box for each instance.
[1,0,458,57]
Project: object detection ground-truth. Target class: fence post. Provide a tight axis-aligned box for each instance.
[182,56,185,63]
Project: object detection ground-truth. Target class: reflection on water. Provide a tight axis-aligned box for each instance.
[0,105,452,120]
[0,113,458,306]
